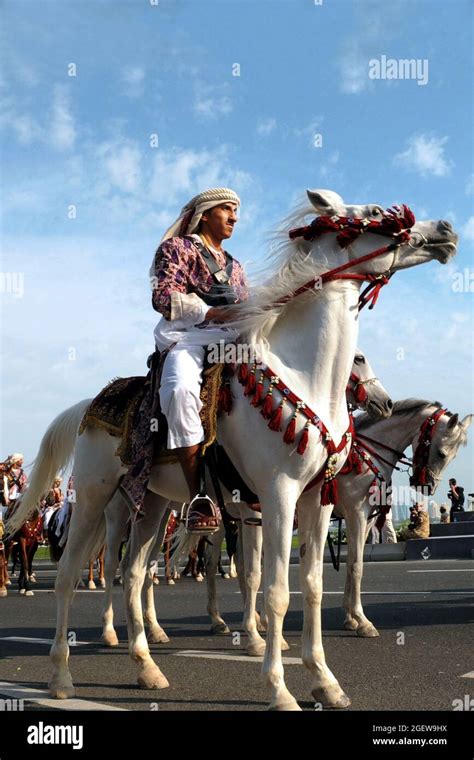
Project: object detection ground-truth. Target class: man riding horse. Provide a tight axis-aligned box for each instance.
[128,187,250,533]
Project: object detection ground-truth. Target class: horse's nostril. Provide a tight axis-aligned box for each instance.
[439,220,453,233]
[386,399,393,410]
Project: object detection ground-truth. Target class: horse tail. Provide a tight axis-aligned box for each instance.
[5,398,92,537]
[48,510,64,563]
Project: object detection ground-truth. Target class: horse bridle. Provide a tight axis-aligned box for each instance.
[346,373,380,406]
[282,205,422,312]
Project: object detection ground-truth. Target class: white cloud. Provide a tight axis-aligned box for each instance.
[193,83,233,120]
[148,145,253,207]
[49,85,76,150]
[394,134,453,177]
[98,139,143,193]
[461,216,474,241]
[257,118,277,136]
[122,66,145,98]
[339,40,370,94]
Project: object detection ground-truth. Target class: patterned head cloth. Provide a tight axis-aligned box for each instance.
[9,453,24,465]
[160,187,241,243]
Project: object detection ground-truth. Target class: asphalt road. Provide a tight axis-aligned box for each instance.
[1,559,473,712]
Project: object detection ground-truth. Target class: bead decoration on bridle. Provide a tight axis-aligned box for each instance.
[409,407,449,488]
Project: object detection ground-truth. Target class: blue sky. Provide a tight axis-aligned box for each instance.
[1,0,473,509]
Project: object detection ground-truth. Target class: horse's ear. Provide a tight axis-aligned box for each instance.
[306,189,343,214]
[447,413,459,429]
[460,414,473,430]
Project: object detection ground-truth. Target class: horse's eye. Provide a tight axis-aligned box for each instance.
[354,355,365,364]
[437,450,447,459]
[372,207,383,216]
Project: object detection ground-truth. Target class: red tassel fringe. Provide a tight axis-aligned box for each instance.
[283,416,296,444]
[268,403,283,432]
[261,393,274,420]
[244,371,256,396]
[321,477,338,506]
[297,425,309,455]
[238,363,249,384]
[251,381,264,407]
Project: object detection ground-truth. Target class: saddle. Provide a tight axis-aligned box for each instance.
[78,349,232,466]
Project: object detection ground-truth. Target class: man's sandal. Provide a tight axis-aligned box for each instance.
[184,494,222,535]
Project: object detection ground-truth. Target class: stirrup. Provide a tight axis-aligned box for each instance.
[182,494,222,536]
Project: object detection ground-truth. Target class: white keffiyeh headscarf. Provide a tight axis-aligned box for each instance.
[159,187,241,244]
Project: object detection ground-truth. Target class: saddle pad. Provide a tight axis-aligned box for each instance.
[79,362,225,467]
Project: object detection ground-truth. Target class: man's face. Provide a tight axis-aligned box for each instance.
[201,202,239,241]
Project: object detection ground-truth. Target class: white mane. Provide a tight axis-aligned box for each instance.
[229,201,331,352]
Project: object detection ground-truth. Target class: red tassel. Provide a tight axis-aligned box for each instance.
[354,383,367,404]
[251,381,264,407]
[244,371,256,396]
[297,423,310,455]
[238,363,248,384]
[218,383,232,414]
[261,392,274,420]
[321,477,338,506]
[283,415,296,444]
[268,402,284,432]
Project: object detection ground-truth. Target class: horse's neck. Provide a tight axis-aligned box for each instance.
[264,281,360,440]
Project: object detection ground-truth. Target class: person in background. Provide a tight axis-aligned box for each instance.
[447,478,465,522]
[399,503,430,540]
[2,454,28,519]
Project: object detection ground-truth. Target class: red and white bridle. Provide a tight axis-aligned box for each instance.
[281,204,418,311]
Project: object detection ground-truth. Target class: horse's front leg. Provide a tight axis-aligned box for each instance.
[298,491,351,709]
[239,507,266,656]
[102,493,130,646]
[344,506,379,637]
[143,508,171,643]
[121,491,169,690]
[261,483,300,711]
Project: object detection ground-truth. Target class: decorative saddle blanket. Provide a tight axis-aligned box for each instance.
[78,352,230,466]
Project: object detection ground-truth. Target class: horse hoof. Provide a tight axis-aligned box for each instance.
[137,671,169,690]
[49,682,76,700]
[312,686,351,709]
[247,642,266,657]
[195,574,204,583]
[25,590,34,597]
[0,589,7,597]
[269,699,302,711]
[166,579,175,586]
[99,579,106,588]
[357,624,379,638]
[229,570,238,579]
[88,581,96,590]
[6,580,11,586]
[281,638,290,651]
[148,630,170,644]
[153,577,160,586]
[102,631,119,647]
[343,619,359,631]
[211,623,230,635]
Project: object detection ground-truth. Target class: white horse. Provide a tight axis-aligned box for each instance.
[7,189,457,710]
[338,400,472,636]
[98,348,392,648]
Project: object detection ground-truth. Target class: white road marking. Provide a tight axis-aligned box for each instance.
[407,569,474,573]
[460,671,474,678]
[235,590,474,596]
[0,636,91,646]
[176,650,301,665]
[0,681,126,710]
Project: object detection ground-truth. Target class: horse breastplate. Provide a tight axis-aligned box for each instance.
[185,236,239,307]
